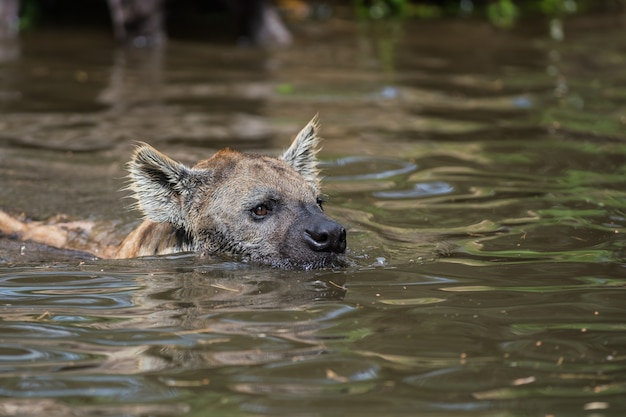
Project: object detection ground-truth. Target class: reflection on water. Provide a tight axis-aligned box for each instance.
[1,12,626,417]
[322,156,418,180]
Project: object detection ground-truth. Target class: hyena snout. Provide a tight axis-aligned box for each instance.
[304,218,347,254]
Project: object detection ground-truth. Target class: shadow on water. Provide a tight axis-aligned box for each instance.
[1,11,626,417]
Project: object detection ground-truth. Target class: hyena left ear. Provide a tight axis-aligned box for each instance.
[126,144,201,228]
[280,115,322,189]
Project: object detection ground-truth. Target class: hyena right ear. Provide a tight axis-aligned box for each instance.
[126,144,201,228]
[280,115,322,190]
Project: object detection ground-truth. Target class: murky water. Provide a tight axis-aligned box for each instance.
[1,13,626,416]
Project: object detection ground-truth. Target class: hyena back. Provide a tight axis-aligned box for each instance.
[116,116,347,269]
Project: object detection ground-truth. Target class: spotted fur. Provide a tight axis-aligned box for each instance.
[117,116,347,269]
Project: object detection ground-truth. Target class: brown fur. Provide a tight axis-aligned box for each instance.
[116,117,347,268]
[0,211,119,259]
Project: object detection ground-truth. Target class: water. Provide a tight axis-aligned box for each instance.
[1,13,626,416]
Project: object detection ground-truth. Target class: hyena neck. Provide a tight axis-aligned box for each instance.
[173,226,196,252]
[117,220,243,259]
[117,220,196,258]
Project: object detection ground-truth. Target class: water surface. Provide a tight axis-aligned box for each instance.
[1,13,626,417]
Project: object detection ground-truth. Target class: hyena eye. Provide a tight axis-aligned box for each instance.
[316,197,325,210]
[251,204,270,219]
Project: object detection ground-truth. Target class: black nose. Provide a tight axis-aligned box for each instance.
[305,220,347,254]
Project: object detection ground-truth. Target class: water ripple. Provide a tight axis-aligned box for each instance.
[322,156,418,181]
[373,181,454,199]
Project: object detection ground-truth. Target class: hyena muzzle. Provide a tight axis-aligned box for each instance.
[116,116,347,269]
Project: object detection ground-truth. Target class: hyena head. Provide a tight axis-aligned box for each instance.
[124,116,347,269]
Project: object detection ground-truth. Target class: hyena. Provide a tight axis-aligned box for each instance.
[116,116,347,269]
[0,116,347,268]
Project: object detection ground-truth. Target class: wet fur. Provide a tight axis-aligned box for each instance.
[117,115,347,269]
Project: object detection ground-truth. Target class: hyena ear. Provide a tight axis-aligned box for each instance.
[126,144,200,227]
[280,115,321,189]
